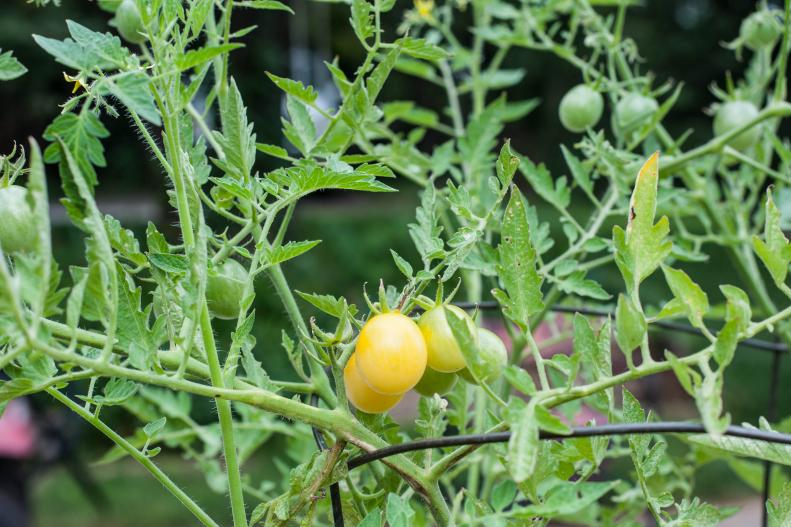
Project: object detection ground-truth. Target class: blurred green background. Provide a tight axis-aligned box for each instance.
[1,0,788,525]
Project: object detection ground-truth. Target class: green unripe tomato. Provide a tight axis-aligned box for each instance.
[713,100,761,151]
[740,10,781,50]
[418,305,477,373]
[206,259,247,320]
[115,0,147,45]
[458,328,507,385]
[414,367,457,397]
[0,185,38,255]
[558,85,604,133]
[614,93,658,134]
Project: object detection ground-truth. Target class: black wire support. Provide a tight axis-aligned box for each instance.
[310,302,789,526]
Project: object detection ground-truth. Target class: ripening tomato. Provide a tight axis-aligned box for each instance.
[115,0,147,44]
[458,328,507,385]
[418,305,477,373]
[206,259,247,320]
[559,85,604,133]
[713,100,761,151]
[0,185,37,255]
[344,354,403,414]
[740,10,781,50]
[614,93,658,134]
[355,312,427,395]
[414,367,457,397]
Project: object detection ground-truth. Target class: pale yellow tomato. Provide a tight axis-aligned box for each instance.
[344,354,404,413]
[355,312,427,395]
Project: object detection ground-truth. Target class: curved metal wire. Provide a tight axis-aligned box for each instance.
[347,422,791,469]
[311,302,788,525]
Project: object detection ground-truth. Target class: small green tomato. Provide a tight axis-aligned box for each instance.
[458,328,507,385]
[418,305,477,373]
[558,85,604,133]
[414,367,457,397]
[206,259,247,320]
[740,10,781,50]
[713,100,761,151]
[614,93,658,135]
[115,0,147,45]
[0,185,38,255]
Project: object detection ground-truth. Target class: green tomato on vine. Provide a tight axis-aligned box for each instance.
[559,85,604,133]
[713,100,761,151]
[414,367,457,397]
[614,93,658,136]
[740,10,781,51]
[115,0,147,44]
[206,259,247,320]
[418,304,477,373]
[0,185,38,255]
[458,328,507,385]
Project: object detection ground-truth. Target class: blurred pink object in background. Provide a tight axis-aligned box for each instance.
[0,399,36,458]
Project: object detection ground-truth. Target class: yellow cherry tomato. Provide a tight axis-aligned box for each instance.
[418,305,477,373]
[344,354,403,414]
[355,312,427,395]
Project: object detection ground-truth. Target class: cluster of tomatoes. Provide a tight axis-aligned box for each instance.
[344,306,507,414]
[556,10,781,150]
[558,83,765,152]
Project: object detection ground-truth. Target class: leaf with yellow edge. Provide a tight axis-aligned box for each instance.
[613,152,672,292]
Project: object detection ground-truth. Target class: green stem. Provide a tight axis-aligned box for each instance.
[47,388,220,527]
[203,304,248,527]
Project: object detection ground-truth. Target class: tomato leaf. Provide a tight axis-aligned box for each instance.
[0,49,27,81]
[613,152,672,291]
[492,188,544,330]
[661,265,709,330]
[753,189,791,287]
[506,398,539,484]
[615,294,646,364]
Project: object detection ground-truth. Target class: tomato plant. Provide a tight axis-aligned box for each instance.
[1,1,791,526]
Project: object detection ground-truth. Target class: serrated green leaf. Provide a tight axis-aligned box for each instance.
[615,294,645,361]
[661,265,709,330]
[395,37,450,61]
[143,416,167,438]
[266,72,318,104]
[264,240,321,266]
[390,250,413,278]
[614,152,672,290]
[176,44,243,71]
[507,398,539,483]
[753,190,791,286]
[493,188,544,329]
[106,72,160,125]
[237,0,294,13]
[0,49,27,81]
